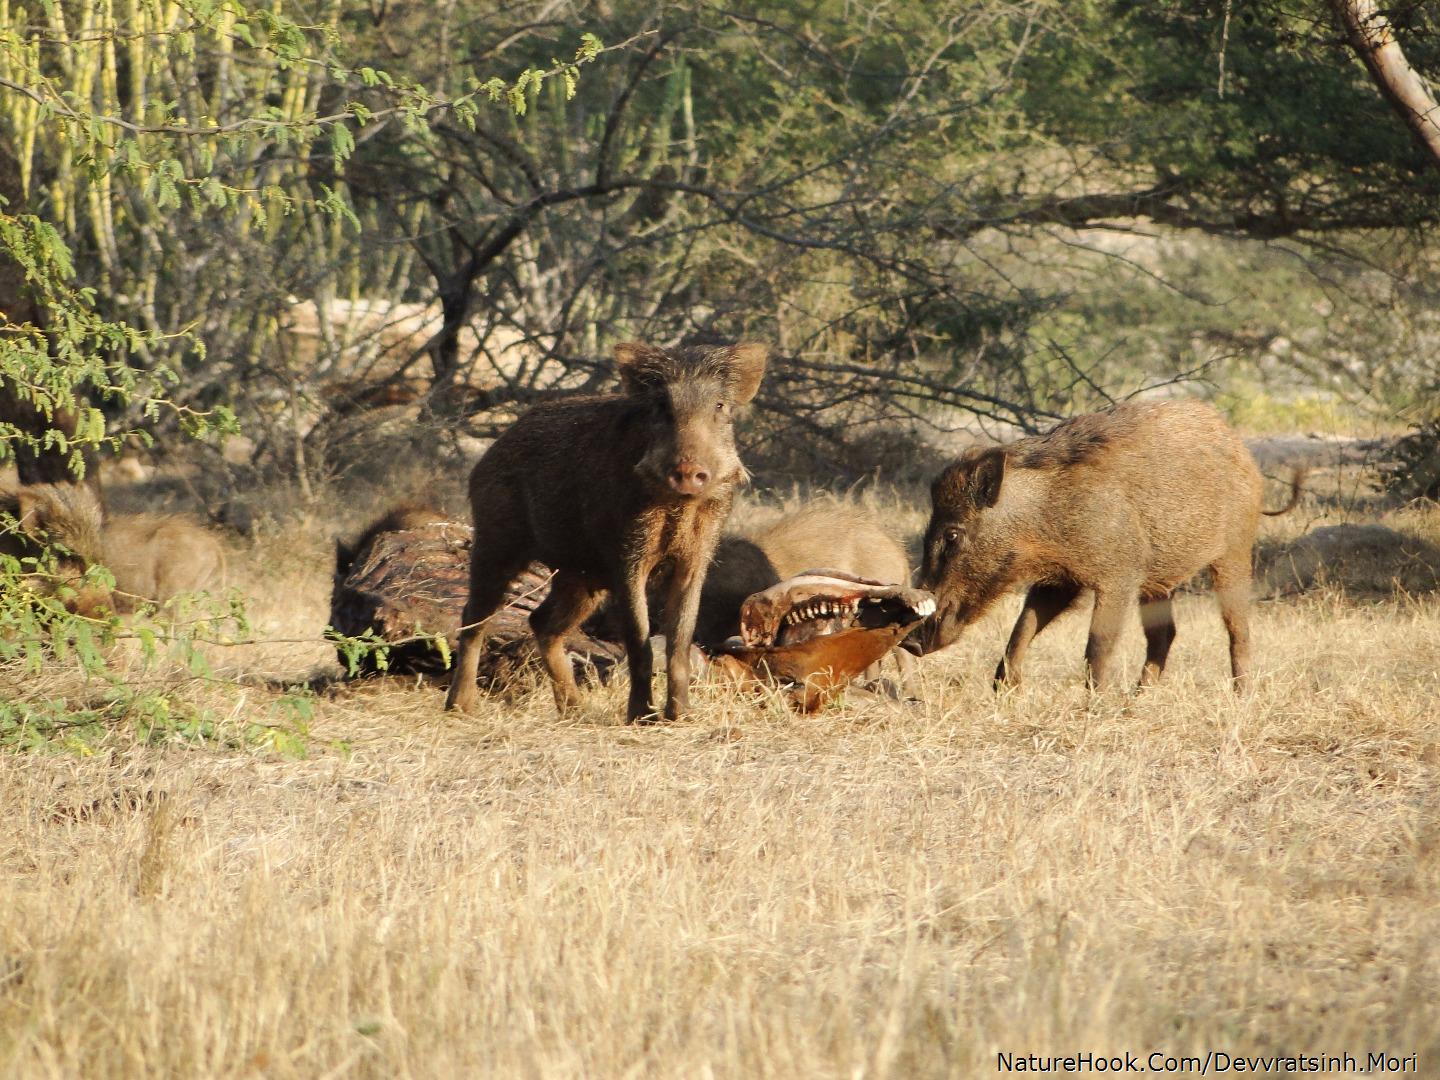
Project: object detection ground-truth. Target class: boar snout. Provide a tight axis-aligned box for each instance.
[911,603,962,655]
[668,460,711,496]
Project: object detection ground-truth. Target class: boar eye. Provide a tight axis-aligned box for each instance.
[943,525,963,546]
[715,400,728,414]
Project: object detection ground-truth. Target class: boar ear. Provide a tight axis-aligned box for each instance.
[970,449,1006,508]
[335,538,355,576]
[613,342,669,396]
[16,488,52,535]
[724,343,768,405]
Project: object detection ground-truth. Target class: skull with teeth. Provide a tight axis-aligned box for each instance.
[711,569,937,712]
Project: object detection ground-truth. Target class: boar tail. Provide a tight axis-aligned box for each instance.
[1262,466,1306,516]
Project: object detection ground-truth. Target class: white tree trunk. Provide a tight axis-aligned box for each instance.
[1330,0,1440,173]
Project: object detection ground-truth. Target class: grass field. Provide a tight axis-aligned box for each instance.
[0,472,1437,1077]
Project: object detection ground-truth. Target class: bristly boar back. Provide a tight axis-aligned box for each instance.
[917,399,1301,690]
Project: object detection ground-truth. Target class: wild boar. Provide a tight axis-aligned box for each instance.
[0,483,111,615]
[102,515,228,611]
[445,341,768,722]
[0,485,227,615]
[335,502,448,580]
[694,501,910,648]
[916,400,1301,689]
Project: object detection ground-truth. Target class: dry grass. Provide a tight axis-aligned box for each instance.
[1,483,1438,1077]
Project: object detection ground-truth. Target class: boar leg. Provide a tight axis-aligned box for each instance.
[863,646,916,691]
[660,557,708,722]
[1084,585,1137,690]
[1211,554,1254,688]
[1138,594,1177,688]
[995,583,1082,689]
[445,529,528,714]
[617,562,658,723]
[530,569,607,714]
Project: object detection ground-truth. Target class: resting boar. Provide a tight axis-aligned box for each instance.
[335,502,448,580]
[0,485,226,614]
[445,341,768,722]
[694,502,910,648]
[0,483,111,615]
[102,515,228,611]
[917,400,1300,689]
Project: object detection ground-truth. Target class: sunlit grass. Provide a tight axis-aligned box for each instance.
[0,492,1435,1076]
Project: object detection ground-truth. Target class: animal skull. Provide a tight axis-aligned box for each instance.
[710,569,936,712]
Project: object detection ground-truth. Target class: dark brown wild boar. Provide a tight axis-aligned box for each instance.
[329,506,626,682]
[102,515,227,611]
[445,341,768,722]
[916,400,1301,689]
[694,502,910,648]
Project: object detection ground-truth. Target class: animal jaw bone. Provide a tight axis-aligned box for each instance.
[712,569,936,712]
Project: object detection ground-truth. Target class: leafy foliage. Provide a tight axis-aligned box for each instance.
[0,0,586,750]
[1383,415,1440,501]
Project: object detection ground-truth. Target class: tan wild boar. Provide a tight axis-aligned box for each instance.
[0,485,227,614]
[102,515,228,611]
[0,483,112,616]
[695,502,910,648]
[916,400,1300,689]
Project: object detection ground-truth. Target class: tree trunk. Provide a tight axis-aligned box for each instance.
[1330,0,1440,174]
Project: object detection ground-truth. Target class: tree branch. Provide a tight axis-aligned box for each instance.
[1329,0,1440,174]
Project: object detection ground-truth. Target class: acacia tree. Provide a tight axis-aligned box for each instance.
[0,0,603,737]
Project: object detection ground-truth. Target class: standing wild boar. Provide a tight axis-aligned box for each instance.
[445,341,768,722]
[916,400,1300,689]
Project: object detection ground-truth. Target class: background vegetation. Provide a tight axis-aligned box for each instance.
[4,0,1438,492]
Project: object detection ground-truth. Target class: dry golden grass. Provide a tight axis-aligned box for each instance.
[0,484,1437,1077]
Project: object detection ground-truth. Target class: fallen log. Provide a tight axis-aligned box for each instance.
[328,517,623,687]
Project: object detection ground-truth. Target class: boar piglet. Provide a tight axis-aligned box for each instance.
[916,400,1301,689]
[445,341,768,722]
